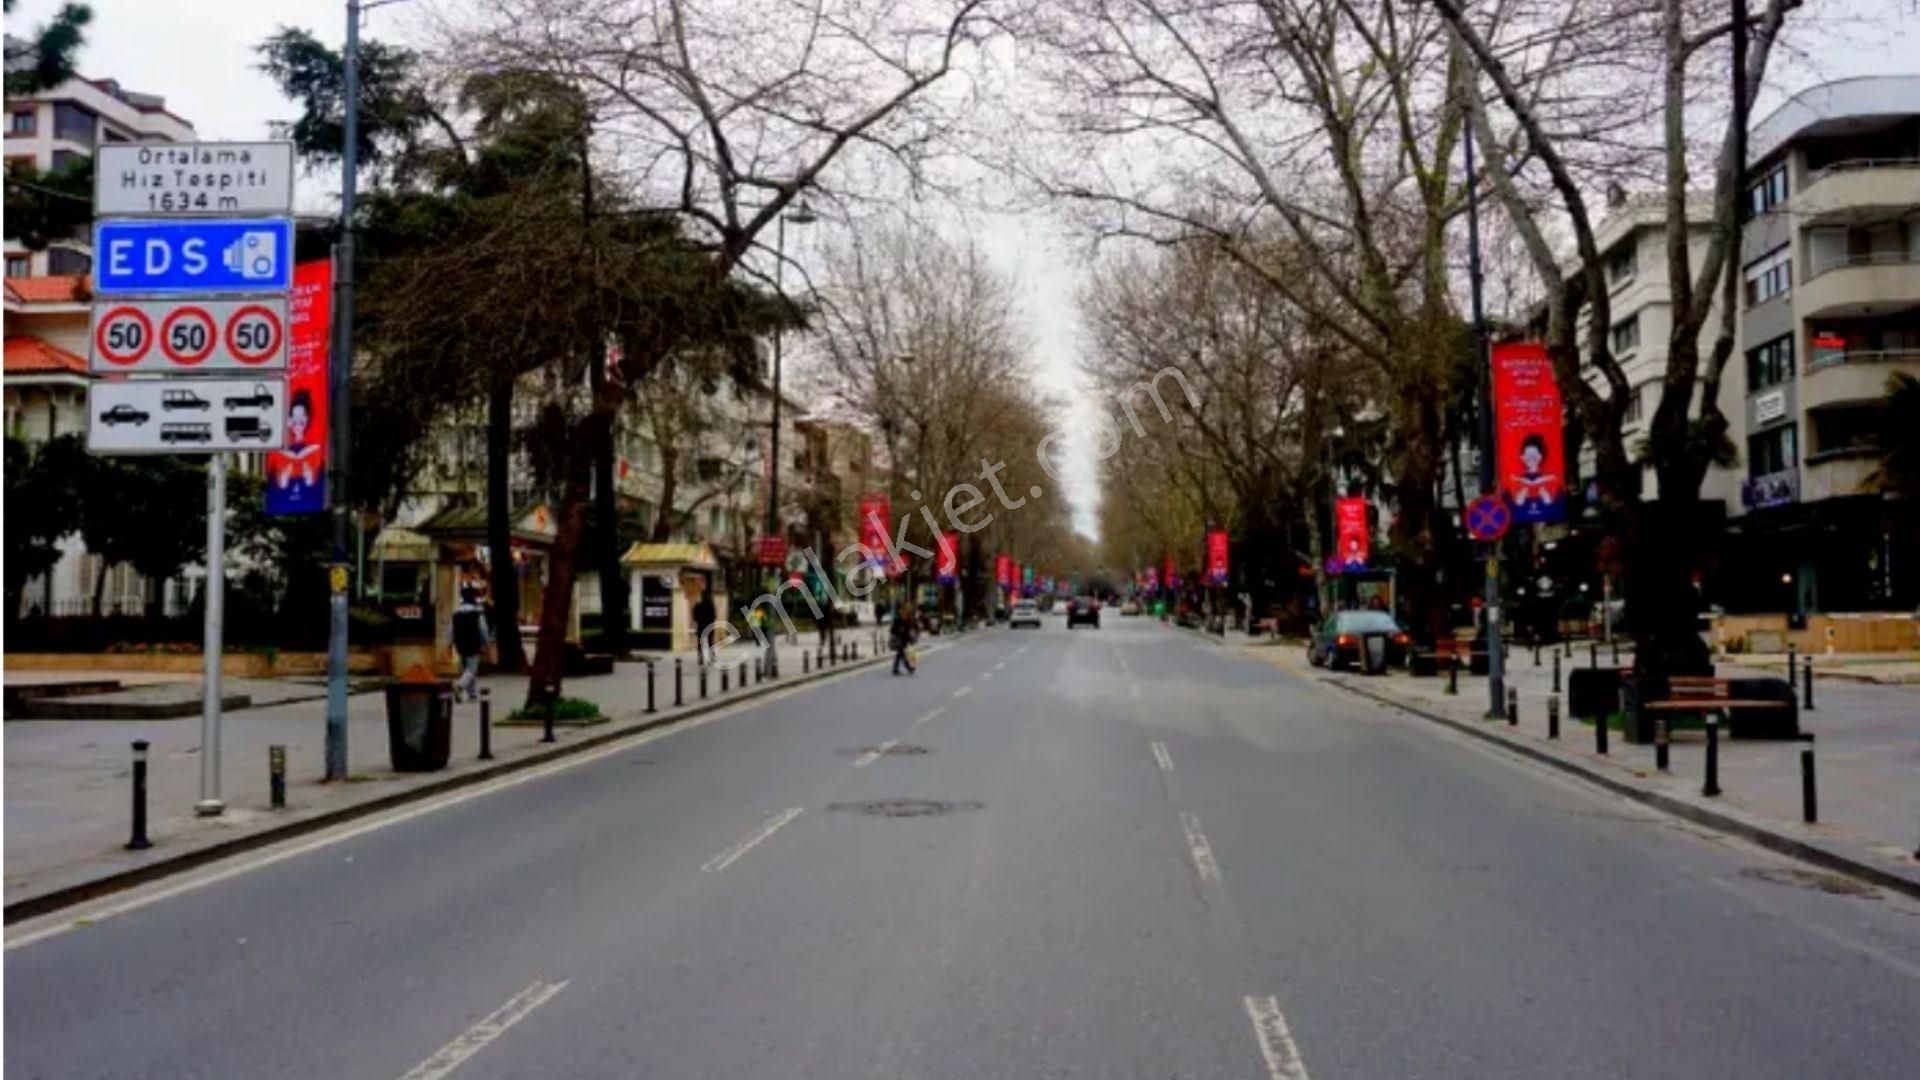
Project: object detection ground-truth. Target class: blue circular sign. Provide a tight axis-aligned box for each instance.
[1464,495,1511,541]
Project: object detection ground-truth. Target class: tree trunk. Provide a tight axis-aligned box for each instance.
[523,418,599,710]
[486,372,526,671]
[91,558,110,617]
[1391,374,1450,644]
[590,371,628,657]
[650,446,680,543]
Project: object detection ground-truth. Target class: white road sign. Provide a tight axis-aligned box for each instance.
[89,297,288,374]
[88,377,287,454]
[94,142,295,217]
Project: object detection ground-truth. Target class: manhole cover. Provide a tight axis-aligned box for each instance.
[1740,866,1879,898]
[826,798,983,817]
[847,744,930,757]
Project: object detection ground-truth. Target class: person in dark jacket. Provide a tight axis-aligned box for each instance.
[693,588,717,666]
[451,585,491,702]
[890,603,918,676]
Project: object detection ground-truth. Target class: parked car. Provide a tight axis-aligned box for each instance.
[1010,599,1043,628]
[1120,599,1142,616]
[99,404,150,426]
[1067,596,1100,629]
[1308,610,1410,672]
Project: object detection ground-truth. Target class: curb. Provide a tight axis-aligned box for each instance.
[4,643,914,926]
[1322,676,1920,903]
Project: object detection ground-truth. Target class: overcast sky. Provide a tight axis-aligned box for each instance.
[17,0,1916,542]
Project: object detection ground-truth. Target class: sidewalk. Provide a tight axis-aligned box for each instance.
[1241,638,1920,897]
[1733,650,1920,685]
[4,627,921,918]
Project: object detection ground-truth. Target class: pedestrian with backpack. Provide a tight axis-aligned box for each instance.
[452,585,491,702]
[890,602,918,676]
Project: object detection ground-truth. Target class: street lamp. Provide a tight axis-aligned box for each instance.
[766,198,817,548]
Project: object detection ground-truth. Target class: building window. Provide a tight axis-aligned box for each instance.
[7,108,34,135]
[51,102,95,145]
[1746,334,1795,391]
[1745,162,1788,219]
[46,247,89,275]
[1606,241,1636,288]
[1747,423,1797,478]
[5,254,28,278]
[1610,314,1640,357]
[1743,246,1792,306]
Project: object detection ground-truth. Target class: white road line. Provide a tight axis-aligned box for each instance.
[1150,741,1174,772]
[994,660,1006,671]
[1179,811,1222,883]
[979,672,994,682]
[1243,995,1312,1080]
[1130,683,1141,699]
[911,706,946,728]
[399,979,569,1080]
[701,807,804,874]
[853,740,897,768]
[954,685,972,698]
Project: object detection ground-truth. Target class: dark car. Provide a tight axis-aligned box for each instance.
[1066,596,1100,629]
[1307,610,1410,672]
[100,404,150,426]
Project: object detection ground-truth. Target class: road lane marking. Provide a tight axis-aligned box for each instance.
[994,660,1006,671]
[1243,995,1311,1080]
[911,706,945,728]
[1150,741,1173,772]
[954,685,972,698]
[399,979,569,1080]
[1130,683,1141,699]
[701,807,804,874]
[853,740,898,768]
[1179,811,1222,883]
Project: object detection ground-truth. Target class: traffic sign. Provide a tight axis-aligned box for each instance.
[93,218,294,295]
[89,298,288,373]
[1464,494,1512,542]
[87,377,287,454]
[94,142,295,217]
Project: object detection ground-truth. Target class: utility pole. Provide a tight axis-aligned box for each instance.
[324,0,362,782]
[1464,99,1506,720]
[196,454,228,816]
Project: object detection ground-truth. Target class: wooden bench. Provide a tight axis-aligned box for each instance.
[1635,675,1798,739]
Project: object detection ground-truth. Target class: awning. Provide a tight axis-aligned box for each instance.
[620,541,719,570]
[370,526,433,562]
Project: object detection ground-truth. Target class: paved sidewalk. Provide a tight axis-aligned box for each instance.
[1240,638,1920,894]
[4,627,930,915]
[1733,650,1920,685]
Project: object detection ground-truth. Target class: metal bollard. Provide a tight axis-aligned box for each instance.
[1589,641,1598,669]
[1595,707,1608,755]
[1803,663,1815,711]
[1533,641,1541,667]
[1506,686,1518,725]
[542,702,556,744]
[804,650,811,674]
[739,659,748,688]
[646,663,657,714]
[1654,718,1669,772]
[127,740,152,850]
[1703,715,1722,796]
[721,664,730,692]
[479,689,494,760]
[768,646,778,679]
[700,663,709,700]
[1547,694,1560,739]
[1446,654,1459,695]
[1801,745,1818,823]
[1611,639,1620,665]
[675,658,685,706]
[1787,644,1797,687]
[270,744,287,808]
[1552,651,1561,694]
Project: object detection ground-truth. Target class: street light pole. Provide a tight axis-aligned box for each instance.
[767,200,815,545]
[324,0,363,782]
[1464,98,1506,720]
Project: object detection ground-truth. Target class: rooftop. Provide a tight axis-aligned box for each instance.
[3,275,89,306]
[4,335,87,376]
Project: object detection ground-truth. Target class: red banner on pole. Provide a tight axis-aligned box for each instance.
[1162,553,1175,589]
[757,535,788,567]
[1336,497,1369,569]
[1206,529,1229,585]
[936,531,959,582]
[1492,341,1566,523]
[995,553,1013,587]
[858,491,891,566]
[265,259,331,514]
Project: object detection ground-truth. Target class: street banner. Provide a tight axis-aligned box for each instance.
[936,531,959,584]
[858,491,891,566]
[757,535,788,567]
[1492,341,1567,524]
[995,553,1013,587]
[1206,529,1229,585]
[1162,553,1175,589]
[1022,563,1034,586]
[266,259,331,515]
[1336,496,1370,569]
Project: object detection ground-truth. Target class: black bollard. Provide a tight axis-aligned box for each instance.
[646,663,657,715]
[721,664,730,693]
[700,663,709,700]
[127,740,152,850]
[1595,708,1608,755]
[804,650,811,674]
[1787,644,1798,688]
[1506,686,1518,725]
[1703,715,1722,796]
[1589,641,1598,669]
[1552,651,1562,694]
[1803,663,1815,711]
[1801,745,1818,823]
[675,658,685,706]
[1533,641,1541,667]
[739,659,748,688]
[542,701,556,744]
[1611,638,1620,665]
[269,744,287,808]
[1548,694,1560,739]
[479,689,494,760]
[1446,653,1459,695]
[1654,718,1669,773]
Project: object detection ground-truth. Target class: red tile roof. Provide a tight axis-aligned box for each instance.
[4,335,88,375]
[4,275,89,305]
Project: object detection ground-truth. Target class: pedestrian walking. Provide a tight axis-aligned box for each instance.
[891,603,919,676]
[451,585,491,702]
[693,588,717,666]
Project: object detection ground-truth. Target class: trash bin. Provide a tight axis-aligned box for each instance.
[384,680,453,771]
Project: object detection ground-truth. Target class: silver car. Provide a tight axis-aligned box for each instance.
[1009,600,1042,628]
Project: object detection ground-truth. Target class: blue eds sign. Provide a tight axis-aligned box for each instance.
[94,218,294,295]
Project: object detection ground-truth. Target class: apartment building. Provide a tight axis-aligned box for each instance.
[1726,75,1920,613]
[4,68,195,278]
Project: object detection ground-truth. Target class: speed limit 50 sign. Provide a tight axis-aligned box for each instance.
[89,297,288,373]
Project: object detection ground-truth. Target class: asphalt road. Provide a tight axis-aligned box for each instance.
[8,615,1920,1079]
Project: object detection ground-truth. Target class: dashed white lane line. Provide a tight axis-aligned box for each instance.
[701,807,804,874]
[954,685,972,698]
[1179,811,1222,883]
[853,740,898,768]
[398,979,570,1080]
[1150,741,1174,772]
[1243,995,1312,1080]
[994,660,1006,671]
[1130,683,1141,699]
[911,706,946,728]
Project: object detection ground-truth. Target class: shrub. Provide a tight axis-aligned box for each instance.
[508,696,602,722]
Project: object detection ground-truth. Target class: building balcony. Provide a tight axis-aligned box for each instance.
[1797,255,1920,318]
[1796,160,1920,225]
[1802,346,1920,408]
[1799,452,1881,502]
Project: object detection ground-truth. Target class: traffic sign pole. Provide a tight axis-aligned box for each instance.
[325,3,363,784]
[1463,100,1506,722]
[195,454,228,817]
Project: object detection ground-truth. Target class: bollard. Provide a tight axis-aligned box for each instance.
[1801,745,1818,824]
[542,701,556,744]
[1446,654,1459,695]
[1595,708,1608,755]
[675,658,685,706]
[804,650,811,674]
[768,646,778,679]
[478,689,495,760]
[1533,641,1541,667]
[1654,718,1669,772]
[739,659,748,688]
[754,657,763,683]
[721,664,730,693]
[1506,686,1518,725]
[1703,715,1722,796]
[1547,694,1560,739]
[1552,651,1561,694]
[1803,663,1815,711]
[646,663,657,714]
[127,740,152,850]
[700,663,709,700]
[1611,638,1620,665]
[1787,644,1798,688]
[1589,641,1598,669]
[269,744,287,808]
